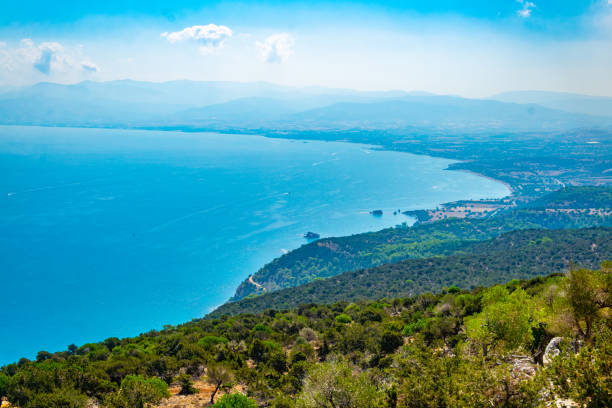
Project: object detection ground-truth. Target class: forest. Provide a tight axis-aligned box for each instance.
[214,227,611,316]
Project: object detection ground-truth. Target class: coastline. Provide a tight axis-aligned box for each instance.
[0,124,514,365]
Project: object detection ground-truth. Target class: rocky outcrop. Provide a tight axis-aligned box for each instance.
[543,337,564,366]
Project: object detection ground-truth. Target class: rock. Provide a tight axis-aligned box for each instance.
[508,355,537,378]
[543,337,564,366]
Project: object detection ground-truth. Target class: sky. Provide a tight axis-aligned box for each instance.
[0,0,611,97]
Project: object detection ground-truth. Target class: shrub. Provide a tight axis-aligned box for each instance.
[107,375,170,408]
[199,336,229,348]
[335,314,352,324]
[212,393,257,408]
[381,331,404,354]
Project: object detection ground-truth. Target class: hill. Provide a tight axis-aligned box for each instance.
[213,227,612,317]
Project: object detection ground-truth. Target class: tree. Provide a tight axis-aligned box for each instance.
[67,344,78,355]
[297,360,382,408]
[176,373,197,395]
[212,393,257,408]
[465,286,541,356]
[0,373,9,398]
[206,364,234,405]
[35,351,52,363]
[105,375,170,408]
[381,331,404,354]
[564,265,611,341]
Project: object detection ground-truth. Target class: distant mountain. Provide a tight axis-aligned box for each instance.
[167,93,421,125]
[490,90,612,117]
[280,95,610,131]
[1,80,610,131]
[0,80,412,127]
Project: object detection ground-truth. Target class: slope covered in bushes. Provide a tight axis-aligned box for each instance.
[1,262,611,408]
[214,227,611,317]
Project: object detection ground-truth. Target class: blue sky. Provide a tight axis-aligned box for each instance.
[1,1,611,96]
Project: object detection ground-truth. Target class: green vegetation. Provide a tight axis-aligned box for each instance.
[212,393,257,408]
[233,186,612,300]
[1,263,610,407]
[214,227,611,317]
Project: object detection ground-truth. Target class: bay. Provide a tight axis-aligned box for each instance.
[0,126,510,363]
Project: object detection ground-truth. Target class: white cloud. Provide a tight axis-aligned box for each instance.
[81,60,99,72]
[0,42,6,48]
[162,24,233,55]
[33,42,64,74]
[256,33,294,63]
[0,39,99,84]
[516,0,536,18]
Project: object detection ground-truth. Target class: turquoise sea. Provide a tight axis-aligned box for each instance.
[0,126,510,363]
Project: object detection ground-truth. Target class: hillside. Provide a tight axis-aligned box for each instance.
[214,228,612,317]
[2,263,610,407]
[232,186,612,300]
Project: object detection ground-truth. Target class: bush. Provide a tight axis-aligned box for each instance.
[381,331,404,354]
[335,314,352,324]
[106,375,170,408]
[27,389,88,408]
[199,336,229,348]
[212,393,258,408]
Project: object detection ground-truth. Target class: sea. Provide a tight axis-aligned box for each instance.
[0,126,510,363]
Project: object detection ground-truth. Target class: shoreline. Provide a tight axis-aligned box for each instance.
[0,123,519,203]
[0,124,516,365]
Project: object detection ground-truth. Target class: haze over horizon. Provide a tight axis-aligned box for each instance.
[2,1,612,97]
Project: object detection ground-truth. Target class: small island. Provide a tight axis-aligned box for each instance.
[370,209,383,216]
[304,231,320,240]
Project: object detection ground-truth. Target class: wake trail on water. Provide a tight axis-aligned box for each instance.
[6,179,103,197]
[148,191,296,232]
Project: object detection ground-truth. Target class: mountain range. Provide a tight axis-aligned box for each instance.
[1,81,611,132]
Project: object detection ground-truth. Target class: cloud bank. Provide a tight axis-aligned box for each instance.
[256,33,294,63]
[162,24,233,54]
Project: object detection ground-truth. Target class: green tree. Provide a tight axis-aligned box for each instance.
[206,364,234,405]
[381,331,404,354]
[0,373,8,398]
[465,286,541,356]
[106,375,170,408]
[176,373,197,395]
[564,265,611,341]
[296,360,382,408]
